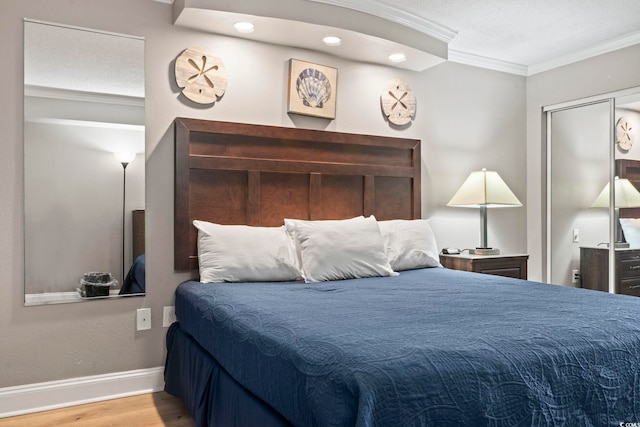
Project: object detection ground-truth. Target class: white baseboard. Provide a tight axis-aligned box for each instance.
[0,366,164,419]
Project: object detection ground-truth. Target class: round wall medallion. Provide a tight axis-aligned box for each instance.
[175,46,227,104]
[616,116,634,151]
[380,78,416,126]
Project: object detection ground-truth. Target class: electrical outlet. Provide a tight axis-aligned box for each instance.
[572,269,580,284]
[163,306,176,327]
[572,228,580,243]
[137,308,151,331]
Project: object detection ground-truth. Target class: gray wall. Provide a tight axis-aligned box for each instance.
[0,0,526,387]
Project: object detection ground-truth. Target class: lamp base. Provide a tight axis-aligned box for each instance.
[469,247,500,255]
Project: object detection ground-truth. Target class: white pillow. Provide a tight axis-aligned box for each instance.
[193,220,300,283]
[378,219,441,271]
[620,218,640,246]
[284,216,397,283]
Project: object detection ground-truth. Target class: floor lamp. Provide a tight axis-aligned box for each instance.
[114,152,136,283]
[447,168,522,255]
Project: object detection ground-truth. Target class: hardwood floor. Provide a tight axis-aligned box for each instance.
[0,391,194,427]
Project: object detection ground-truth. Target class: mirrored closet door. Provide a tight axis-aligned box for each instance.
[547,89,640,295]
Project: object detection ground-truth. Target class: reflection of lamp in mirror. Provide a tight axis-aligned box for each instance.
[447,168,522,255]
[590,176,640,248]
[114,152,136,283]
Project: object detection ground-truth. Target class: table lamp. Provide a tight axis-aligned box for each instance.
[590,176,640,248]
[447,168,522,255]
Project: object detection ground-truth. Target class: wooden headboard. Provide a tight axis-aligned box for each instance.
[174,118,421,270]
[617,159,640,218]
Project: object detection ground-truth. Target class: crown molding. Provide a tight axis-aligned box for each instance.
[528,29,640,76]
[306,0,456,43]
[448,50,528,76]
[25,85,144,107]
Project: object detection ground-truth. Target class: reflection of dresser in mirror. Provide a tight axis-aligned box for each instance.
[580,159,640,297]
[132,209,145,262]
[580,247,640,296]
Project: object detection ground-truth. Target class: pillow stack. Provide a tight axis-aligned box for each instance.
[194,216,441,283]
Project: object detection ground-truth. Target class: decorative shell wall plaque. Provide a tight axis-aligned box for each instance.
[288,59,337,119]
[381,78,416,126]
[175,46,227,104]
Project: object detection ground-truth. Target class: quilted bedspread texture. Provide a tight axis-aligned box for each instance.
[175,267,640,427]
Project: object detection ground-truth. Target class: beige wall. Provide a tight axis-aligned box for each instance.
[526,44,640,281]
[0,0,526,388]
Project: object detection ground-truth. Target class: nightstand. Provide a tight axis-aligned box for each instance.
[439,253,529,279]
[580,247,640,297]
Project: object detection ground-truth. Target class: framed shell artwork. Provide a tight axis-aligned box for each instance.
[175,46,227,105]
[381,78,416,126]
[287,59,337,119]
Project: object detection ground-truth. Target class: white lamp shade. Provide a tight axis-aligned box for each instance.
[447,169,522,208]
[114,151,136,164]
[590,177,640,208]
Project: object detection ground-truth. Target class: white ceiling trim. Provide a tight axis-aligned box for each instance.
[306,0,456,43]
[528,29,640,76]
[173,1,448,71]
[157,0,640,76]
[25,117,145,132]
[25,85,144,108]
[448,50,528,76]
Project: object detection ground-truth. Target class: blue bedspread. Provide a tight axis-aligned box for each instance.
[175,267,640,426]
[119,254,145,295]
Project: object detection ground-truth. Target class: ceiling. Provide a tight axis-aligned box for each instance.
[169,0,640,76]
[322,0,640,75]
[24,20,144,98]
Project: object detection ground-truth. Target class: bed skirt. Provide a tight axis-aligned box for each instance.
[164,323,292,427]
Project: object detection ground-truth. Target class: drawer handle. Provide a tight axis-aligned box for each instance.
[628,265,640,270]
[630,284,640,290]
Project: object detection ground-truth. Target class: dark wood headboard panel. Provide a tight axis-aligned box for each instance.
[617,159,640,218]
[174,118,421,270]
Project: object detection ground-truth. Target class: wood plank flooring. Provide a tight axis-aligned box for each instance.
[0,391,194,427]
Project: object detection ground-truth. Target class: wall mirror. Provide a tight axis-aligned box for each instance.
[24,20,145,305]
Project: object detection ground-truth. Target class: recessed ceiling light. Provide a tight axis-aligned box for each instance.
[322,36,342,47]
[388,53,406,63]
[233,21,255,34]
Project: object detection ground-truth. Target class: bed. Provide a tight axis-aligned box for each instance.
[119,210,145,295]
[165,118,640,426]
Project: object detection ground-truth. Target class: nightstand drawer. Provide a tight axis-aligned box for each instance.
[477,267,522,279]
[439,254,528,280]
[620,254,640,278]
[620,277,640,297]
